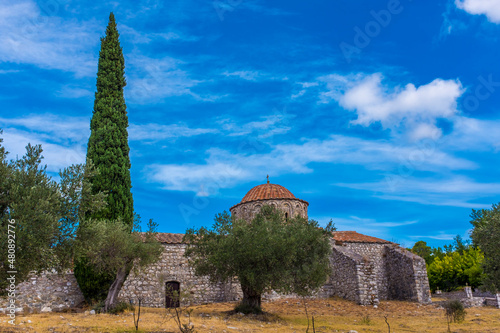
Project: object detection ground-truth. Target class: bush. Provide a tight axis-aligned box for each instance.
[444,300,466,324]
[74,257,115,304]
[108,301,135,315]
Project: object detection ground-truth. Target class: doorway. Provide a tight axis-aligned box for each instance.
[165,281,180,308]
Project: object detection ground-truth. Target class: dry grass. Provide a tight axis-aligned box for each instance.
[1,297,499,332]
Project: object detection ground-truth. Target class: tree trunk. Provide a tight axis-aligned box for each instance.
[240,285,262,312]
[104,263,130,312]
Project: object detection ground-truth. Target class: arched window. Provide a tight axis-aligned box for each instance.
[285,212,288,222]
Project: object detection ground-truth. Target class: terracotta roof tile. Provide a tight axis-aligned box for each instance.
[332,231,391,244]
[154,233,185,244]
[240,183,297,203]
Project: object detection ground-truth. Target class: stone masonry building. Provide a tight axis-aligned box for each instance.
[1,181,431,313]
[119,181,431,307]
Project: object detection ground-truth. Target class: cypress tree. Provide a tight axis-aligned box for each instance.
[76,12,133,304]
[87,12,133,226]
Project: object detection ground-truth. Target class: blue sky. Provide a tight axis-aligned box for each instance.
[1,0,500,248]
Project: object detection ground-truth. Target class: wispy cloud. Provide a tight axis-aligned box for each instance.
[0,1,99,76]
[217,114,292,138]
[446,116,500,151]
[221,70,286,82]
[291,81,319,99]
[56,86,93,98]
[119,24,200,44]
[0,115,89,143]
[129,123,218,142]
[336,176,497,208]
[146,134,475,194]
[125,53,223,103]
[0,129,86,172]
[410,233,457,241]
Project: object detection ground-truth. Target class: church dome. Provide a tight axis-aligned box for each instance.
[240,183,296,204]
[230,178,309,221]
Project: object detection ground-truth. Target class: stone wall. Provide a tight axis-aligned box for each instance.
[0,271,84,314]
[1,240,433,313]
[327,242,431,305]
[230,198,308,221]
[342,243,387,301]
[384,245,431,304]
[328,245,363,303]
[118,243,242,307]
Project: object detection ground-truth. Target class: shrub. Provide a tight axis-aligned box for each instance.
[444,299,466,331]
[108,301,135,315]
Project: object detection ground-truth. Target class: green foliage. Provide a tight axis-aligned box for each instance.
[184,205,332,313]
[0,141,104,293]
[74,257,115,305]
[0,142,61,292]
[444,300,466,324]
[78,11,133,304]
[86,12,133,227]
[108,301,134,314]
[470,203,500,292]
[411,241,433,265]
[0,129,108,294]
[75,218,163,277]
[427,247,484,292]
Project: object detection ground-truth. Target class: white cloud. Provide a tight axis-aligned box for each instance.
[221,70,287,82]
[410,233,456,241]
[0,115,89,143]
[147,162,248,195]
[456,0,500,23]
[56,86,93,99]
[217,114,292,138]
[222,70,263,81]
[291,81,319,99]
[119,25,200,44]
[1,129,86,172]
[0,1,99,76]
[146,134,475,194]
[319,73,464,140]
[446,116,500,151]
[125,54,218,103]
[129,123,218,142]
[336,176,497,208]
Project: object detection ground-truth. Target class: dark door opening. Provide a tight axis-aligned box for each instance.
[165,281,180,308]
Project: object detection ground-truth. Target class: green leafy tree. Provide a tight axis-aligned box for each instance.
[0,144,61,294]
[75,217,163,312]
[184,205,332,314]
[411,240,433,265]
[77,12,134,304]
[427,247,484,292]
[86,12,133,225]
[0,139,103,294]
[470,204,500,292]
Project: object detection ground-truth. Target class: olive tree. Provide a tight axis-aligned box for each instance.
[184,205,333,313]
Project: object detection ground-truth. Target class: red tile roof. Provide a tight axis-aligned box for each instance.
[241,183,297,203]
[332,231,391,244]
[154,233,185,244]
[151,231,391,245]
